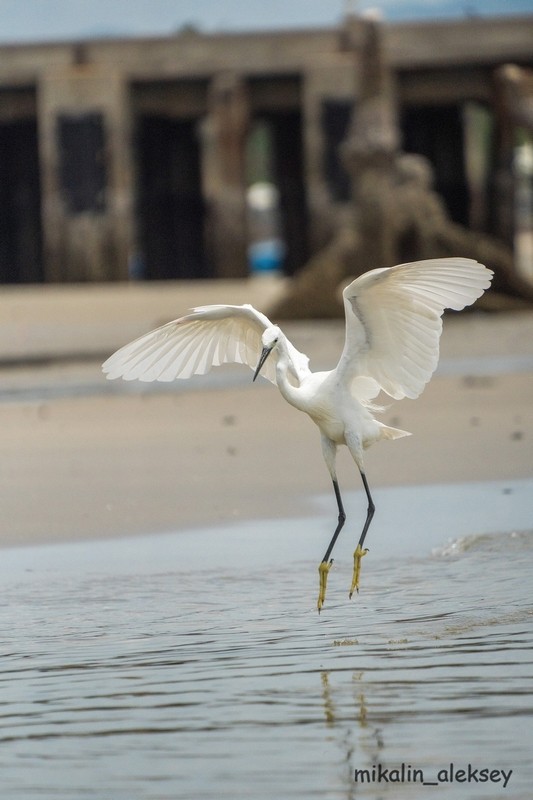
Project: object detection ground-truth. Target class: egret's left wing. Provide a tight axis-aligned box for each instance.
[102,303,309,385]
[339,258,493,400]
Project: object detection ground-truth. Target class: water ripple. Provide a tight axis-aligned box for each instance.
[1,509,532,798]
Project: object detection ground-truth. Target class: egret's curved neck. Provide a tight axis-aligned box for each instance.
[274,335,304,410]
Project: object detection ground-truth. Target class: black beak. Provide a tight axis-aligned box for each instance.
[253,346,273,382]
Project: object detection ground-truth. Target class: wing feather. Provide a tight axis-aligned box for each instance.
[102,303,307,385]
[340,258,493,400]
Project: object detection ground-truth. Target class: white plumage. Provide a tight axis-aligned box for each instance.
[103,257,493,610]
[103,303,309,386]
[339,257,492,399]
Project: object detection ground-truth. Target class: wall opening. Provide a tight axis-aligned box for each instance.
[321,99,352,203]
[247,76,309,276]
[246,110,309,276]
[57,112,107,215]
[401,104,469,226]
[0,118,43,283]
[136,115,208,280]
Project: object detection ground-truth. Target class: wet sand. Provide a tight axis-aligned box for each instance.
[1,280,532,548]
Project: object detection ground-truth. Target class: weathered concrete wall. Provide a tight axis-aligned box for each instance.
[37,62,134,281]
[0,16,532,282]
[202,73,250,278]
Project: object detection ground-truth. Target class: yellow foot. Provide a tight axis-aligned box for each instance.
[349,544,369,599]
[317,560,333,613]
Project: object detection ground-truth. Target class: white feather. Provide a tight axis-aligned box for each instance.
[102,303,309,385]
[339,257,493,400]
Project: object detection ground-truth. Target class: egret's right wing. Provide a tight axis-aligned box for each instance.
[103,303,311,385]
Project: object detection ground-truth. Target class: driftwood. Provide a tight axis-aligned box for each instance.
[272,20,533,319]
[272,154,533,319]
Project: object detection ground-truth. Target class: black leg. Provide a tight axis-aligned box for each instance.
[349,470,375,599]
[317,478,346,612]
[357,471,375,550]
[321,478,346,564]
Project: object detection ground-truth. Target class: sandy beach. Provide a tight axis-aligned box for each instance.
[1,279,532,548]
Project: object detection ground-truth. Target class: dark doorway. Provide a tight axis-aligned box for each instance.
[57,112,107,214]
[401,104,469,226]
[137,115,208,279]
[268,110,309,276]
[0,119,43,283]
[321,99,352,203]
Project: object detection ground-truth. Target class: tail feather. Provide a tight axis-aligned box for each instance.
[379,423,411,440]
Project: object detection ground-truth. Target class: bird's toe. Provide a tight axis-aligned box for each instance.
[317,560,333,613]
[349,545,369,598]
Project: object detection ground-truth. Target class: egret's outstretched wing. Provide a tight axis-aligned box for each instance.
[102,303,309,384]
[339,258,493,400]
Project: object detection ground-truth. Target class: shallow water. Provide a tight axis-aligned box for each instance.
[1,480,532,799]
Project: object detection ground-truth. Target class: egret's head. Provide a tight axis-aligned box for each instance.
[262,325,282,350]
[253,325,281,382]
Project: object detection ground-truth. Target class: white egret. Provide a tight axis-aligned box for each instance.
[103,257,492,611]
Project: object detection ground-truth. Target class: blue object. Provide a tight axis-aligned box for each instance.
[248,239,285,273]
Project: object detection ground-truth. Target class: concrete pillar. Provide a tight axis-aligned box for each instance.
[301,58,357,254]
[202,72,249,278]
[341,18,401,269]
[490,66,521,248]
[38,59,134,281]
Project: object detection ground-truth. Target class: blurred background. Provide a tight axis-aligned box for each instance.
[0,0,532,312]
